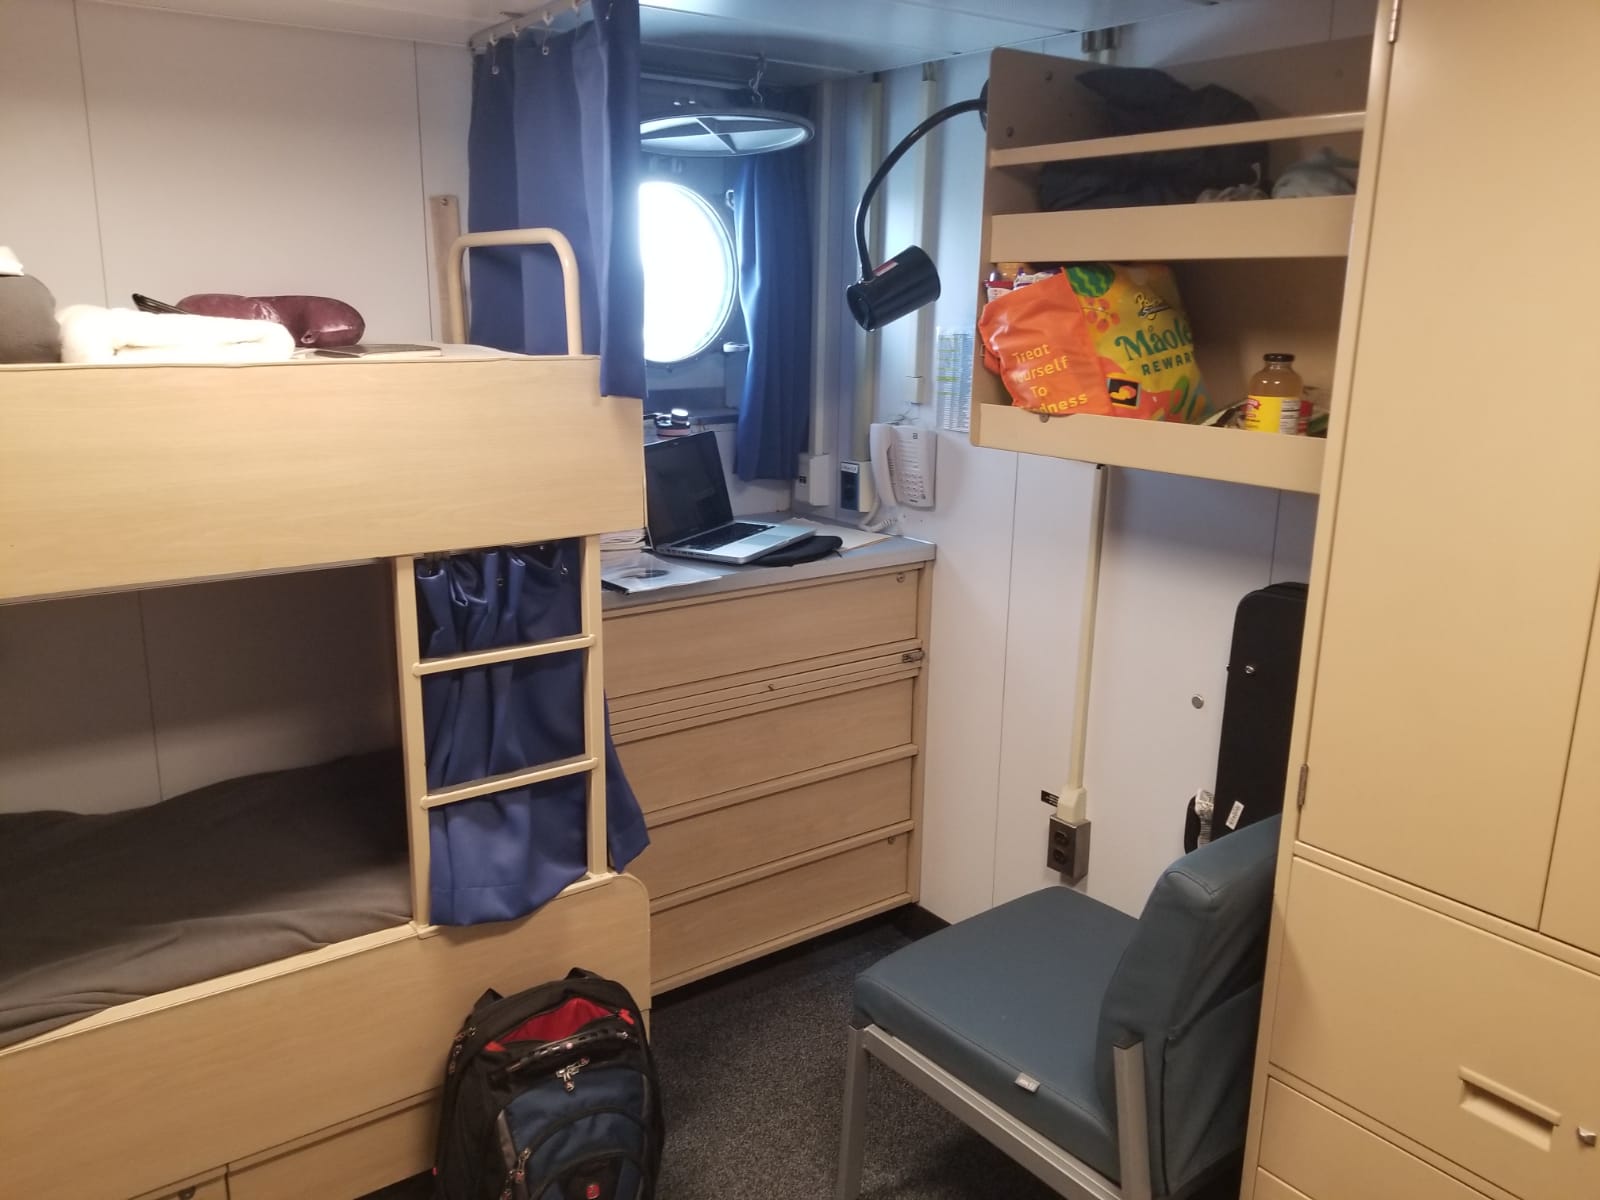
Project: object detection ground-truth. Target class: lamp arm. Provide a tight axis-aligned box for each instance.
[853,95,987,281]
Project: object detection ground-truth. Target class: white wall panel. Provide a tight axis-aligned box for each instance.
[416,39,472,338]
[0,0,107,307]
[140,567,397,798]
[990,456,1094,910]
[75,3,434,338]
[0,593,161,813]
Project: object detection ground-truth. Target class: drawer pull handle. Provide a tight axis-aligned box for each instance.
[1580,1127,1597,1148]
[1459,1068,1560,1150]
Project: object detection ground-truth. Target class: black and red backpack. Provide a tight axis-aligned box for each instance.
[433,969,663,1200]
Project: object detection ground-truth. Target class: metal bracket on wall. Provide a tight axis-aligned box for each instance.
[1080,27,1120,55]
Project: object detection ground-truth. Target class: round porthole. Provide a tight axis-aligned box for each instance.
[639,180,738,364]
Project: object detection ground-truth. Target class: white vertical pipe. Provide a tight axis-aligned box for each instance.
[808,84,835,459]
[851,78,886,463]
[1061,464,1109,825]
[907,66,938,411]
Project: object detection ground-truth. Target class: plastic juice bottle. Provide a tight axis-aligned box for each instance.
[1242,353,1308,434]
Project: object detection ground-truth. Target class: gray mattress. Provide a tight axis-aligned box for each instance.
[0,752,410,1049]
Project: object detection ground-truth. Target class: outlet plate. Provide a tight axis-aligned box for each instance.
[1047,816,1091,883]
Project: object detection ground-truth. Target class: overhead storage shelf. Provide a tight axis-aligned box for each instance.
[988,110,1366,169]
[989,195,1357,263]
[973,407,1326,494]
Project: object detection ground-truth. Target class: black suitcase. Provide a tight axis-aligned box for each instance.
[1187,583,1307,850]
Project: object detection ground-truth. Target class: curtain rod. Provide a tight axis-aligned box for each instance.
[469,0,587,53]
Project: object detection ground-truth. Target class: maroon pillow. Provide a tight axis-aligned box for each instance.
[178,293,365,348]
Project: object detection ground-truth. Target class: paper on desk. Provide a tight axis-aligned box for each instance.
[600,551,717,593]
[791,519,890,551]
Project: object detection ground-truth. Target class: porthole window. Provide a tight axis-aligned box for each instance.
[639,179,738,364]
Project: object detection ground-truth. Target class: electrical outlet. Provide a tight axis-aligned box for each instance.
[1047,816,1091,883]
[797,453,835,507]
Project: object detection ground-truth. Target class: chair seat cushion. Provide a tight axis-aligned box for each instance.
[853,887,1138,1182]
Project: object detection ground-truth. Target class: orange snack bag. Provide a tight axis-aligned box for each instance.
[979,263,1209,423]
[979,273,1104,416]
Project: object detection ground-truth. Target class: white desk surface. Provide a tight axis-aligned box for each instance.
[600,517,935,611]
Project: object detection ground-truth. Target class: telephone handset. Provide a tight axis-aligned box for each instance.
[869,422,936,510]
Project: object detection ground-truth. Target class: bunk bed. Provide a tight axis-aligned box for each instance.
[0,231,650,1200]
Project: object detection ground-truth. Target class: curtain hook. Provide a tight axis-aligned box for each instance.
[748,54,767,107]
[488,34,500,73]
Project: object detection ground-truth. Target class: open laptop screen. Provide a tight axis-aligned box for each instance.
[644,432,735,547]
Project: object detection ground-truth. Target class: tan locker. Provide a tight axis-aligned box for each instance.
[1540,609,1600,957]
[1271,861,1600,1200]
[1258,1080,1494,1200]
[1295,0,1600,924]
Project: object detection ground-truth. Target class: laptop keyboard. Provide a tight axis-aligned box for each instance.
[674,521,767,551]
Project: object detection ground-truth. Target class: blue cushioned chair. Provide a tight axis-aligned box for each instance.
[835,817,1281,1200]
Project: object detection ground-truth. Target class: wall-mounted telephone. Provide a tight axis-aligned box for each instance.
[869,422,936,510]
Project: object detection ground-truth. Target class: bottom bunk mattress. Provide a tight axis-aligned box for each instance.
[0,751,410,1049]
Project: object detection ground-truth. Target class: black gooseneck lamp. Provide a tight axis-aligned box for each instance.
[846,84,989,332]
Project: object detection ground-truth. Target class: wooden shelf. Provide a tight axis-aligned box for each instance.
[989,195,1356,262]
[972,406,1325,493]
[989,110,1365,169]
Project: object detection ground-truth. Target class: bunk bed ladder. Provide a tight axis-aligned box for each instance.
[391,536,612,929]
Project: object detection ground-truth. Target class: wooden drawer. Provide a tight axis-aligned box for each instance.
[1272,860,1600,1200]
[617,680,913,814]
[131,1175,228,1200]
[653,835,910,990]
[632,758,913,899]
[605,569,920,697]
[1253,1173,1310,1200]
[228,1093,435,1200]
[1258,1079,1492,1200]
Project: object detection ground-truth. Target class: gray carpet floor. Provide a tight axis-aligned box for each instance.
[369,914,1241,1199]
[652,918,1062,1200]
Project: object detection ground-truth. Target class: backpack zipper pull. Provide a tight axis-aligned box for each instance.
[556,1056,590,1092]
[498,1146,531,1200]
[446,1024,476,1076]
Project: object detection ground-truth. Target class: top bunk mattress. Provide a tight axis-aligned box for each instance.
[0,752,408,1050]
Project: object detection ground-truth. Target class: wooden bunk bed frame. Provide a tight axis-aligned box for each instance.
[0,231,651,1200]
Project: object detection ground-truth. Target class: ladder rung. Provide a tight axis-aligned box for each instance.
[420,753,599,809]
[413,632,596,676]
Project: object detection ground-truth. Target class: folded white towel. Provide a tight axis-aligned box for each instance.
[57,304,295,365]
[0,246,24,276]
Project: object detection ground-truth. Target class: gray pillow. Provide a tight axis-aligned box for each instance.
[0,273,63,363]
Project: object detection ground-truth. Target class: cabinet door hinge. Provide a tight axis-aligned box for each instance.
[1296,763,1310,810]
[1388,0,1402,42]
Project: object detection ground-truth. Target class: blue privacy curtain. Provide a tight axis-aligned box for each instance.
[730,97,814,481]
[416,544,648,926]
[468,0,645,399]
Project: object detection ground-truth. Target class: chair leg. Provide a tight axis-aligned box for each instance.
[1112,1041,1154,1200]
[835,1025,871,1200]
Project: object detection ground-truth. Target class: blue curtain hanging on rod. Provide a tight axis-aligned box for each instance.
[468,0,646,399]
[416,544,648,926]
[730,91,814,481]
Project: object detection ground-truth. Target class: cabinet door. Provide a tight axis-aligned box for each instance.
[1299,0,1600,924]
[1541,610,1600,955]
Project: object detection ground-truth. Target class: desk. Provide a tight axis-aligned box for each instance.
[603,529,935,993]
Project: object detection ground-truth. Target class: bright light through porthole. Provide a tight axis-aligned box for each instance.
[639,180,737,364]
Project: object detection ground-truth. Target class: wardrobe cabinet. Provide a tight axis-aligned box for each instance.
[1540,610,1600,957]
[1244,2,1600,1197]
[1292,0,1600,928]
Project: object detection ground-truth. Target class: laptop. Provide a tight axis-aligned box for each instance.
[644,432,814,565]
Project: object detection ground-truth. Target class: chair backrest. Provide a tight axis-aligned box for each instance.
[1095,816,1281,1197]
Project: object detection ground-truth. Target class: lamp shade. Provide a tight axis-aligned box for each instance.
[846,246,941,332]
